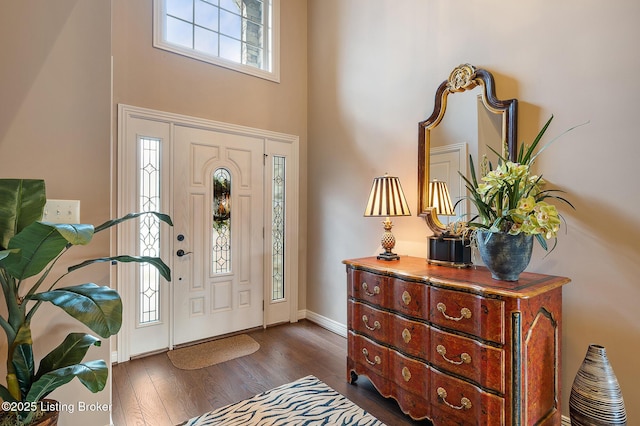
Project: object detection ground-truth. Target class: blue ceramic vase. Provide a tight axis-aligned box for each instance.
[475,230,533,281]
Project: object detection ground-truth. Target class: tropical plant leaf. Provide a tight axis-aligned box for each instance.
[0,179,46,250]
[94,211,173,233]
[69,255,172,282]
[1,222,93,280]
[25,360,108,403]
[36,333,101,379]
[12,343,35,399]
[0,384,16,403]
[0,248,18,262]
[30,284,122,338]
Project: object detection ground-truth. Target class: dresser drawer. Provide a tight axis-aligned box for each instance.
[348,301,389,343]
[348,269,388,308]
[389,349,429,396]
[430,368,505,426]
[430,287,504,344]
[348,332,388,377]
[430,328,504,393]
[389,277,428,318]
[390,314,430,359]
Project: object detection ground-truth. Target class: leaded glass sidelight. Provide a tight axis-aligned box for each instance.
[272,156,285,301]
[139,137,162,324]
[213,168,231,274]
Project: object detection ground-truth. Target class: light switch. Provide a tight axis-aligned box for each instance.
[43,199,81,224]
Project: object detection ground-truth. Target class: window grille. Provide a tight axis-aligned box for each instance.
[154,0,279,81]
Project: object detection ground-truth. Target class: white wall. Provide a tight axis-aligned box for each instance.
[308,0,640,421]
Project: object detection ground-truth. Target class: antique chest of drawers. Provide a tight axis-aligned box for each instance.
[344,256,570,425]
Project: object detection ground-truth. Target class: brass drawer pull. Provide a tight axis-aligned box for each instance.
[401,366,411,382]
[402,328,412,343]
[402,290,411,305]
[362,315,381,331]
[437,302,472,321]
[437,387,472,410]
[362,282,380,297]
[437,344,472,365]
[362,348,381,366]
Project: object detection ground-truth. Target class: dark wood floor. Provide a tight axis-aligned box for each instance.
[112,320,433,426]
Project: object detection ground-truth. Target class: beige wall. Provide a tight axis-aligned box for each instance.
[4,0,640,423]
[308,0,640,421]
[0,1,112,425]
[111,0,309,311]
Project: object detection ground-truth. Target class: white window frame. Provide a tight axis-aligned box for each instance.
[153,0,280,82]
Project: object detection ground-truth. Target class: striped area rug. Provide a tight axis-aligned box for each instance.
[183,375,385,425]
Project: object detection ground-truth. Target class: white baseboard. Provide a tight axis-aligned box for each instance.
[298,309,347,337]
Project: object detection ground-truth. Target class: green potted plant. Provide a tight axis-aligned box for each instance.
[460,116,579,280]
[0,179,172,425]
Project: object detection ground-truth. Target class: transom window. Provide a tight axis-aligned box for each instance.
[153,0,279,82]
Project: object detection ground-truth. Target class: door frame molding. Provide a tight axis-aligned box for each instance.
[116,104,300,362]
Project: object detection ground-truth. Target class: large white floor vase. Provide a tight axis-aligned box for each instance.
[569,344,627,425]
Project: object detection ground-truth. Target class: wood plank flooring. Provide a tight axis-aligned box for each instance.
[112,320,433,426]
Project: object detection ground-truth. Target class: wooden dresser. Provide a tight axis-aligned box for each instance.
[344,256,570,425]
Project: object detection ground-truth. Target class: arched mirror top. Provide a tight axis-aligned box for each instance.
[418,64,518,228]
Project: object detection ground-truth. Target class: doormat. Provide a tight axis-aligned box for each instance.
[167,334,260,370]
[181,375,385,425]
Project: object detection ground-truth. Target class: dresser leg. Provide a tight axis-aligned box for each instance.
[349,370,359,384]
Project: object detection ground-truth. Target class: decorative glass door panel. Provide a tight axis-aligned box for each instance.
[139,137,162,324]
[271,155,285,301]
[213,168,232,274]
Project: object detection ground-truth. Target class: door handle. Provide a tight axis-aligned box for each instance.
[176,249,192,257]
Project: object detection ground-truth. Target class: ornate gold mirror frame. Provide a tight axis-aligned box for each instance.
[418,64,518,234]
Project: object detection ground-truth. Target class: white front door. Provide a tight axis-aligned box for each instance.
[172,125,264,344]
[117,105,299,361]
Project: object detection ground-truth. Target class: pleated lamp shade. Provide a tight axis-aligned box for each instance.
[364,175,411,217]
[428,180,455,216]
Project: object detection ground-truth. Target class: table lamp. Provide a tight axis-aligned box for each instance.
[364,174,411,261]
[427,179,471,267]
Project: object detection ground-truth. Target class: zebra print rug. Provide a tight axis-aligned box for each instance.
[183,375,385,425]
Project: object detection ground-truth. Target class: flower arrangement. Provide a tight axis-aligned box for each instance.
[460,115,577,252]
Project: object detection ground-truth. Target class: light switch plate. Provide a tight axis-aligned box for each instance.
[43,199,81,224]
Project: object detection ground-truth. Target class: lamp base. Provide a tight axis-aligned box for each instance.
[377,251,400,261]
[427,235,472,268]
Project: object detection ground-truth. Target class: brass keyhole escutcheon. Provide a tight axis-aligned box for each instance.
[402,291,411,305]
[402,328,412,344]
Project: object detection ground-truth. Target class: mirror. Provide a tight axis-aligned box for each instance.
[418,64,518,234]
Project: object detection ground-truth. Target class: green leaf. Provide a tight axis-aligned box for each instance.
[26,360,108,403]
[0,179,46,249]
[94,211,173,233]
[535,234,548,251]
[12,343,34,399]
[0,248,19,262]
[1,222,93,280]
[0,384,16,403]
[69,255,172,282]
[529,119,589,165]
[30,284,122,338]
[520,115,554,165]
[36,333,101,379]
